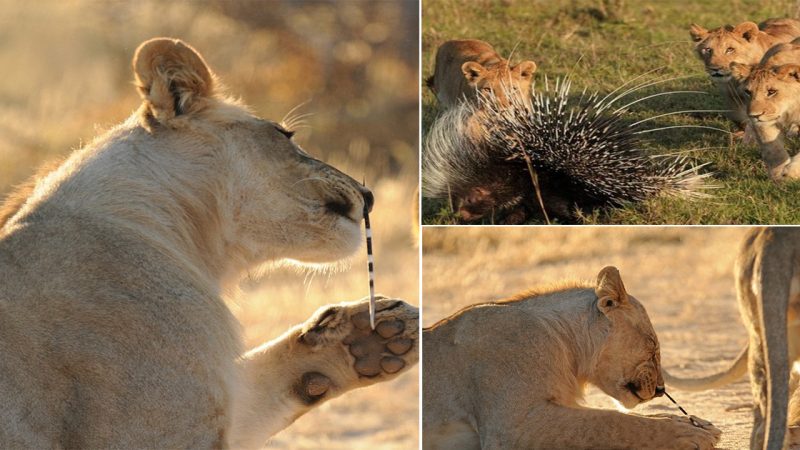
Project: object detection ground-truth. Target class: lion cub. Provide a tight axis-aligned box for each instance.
[424,39,537,223]
[423,267,720,450]
[690,18,800,131]
[729,41,800,180]
[426,39,536,109]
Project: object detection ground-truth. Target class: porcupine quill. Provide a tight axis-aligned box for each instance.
[663,389,702,427]
[422,74,720,222]
[480,77,716,204]
[364,204,376,330]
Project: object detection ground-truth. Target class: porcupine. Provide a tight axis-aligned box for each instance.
[422,77,714,224]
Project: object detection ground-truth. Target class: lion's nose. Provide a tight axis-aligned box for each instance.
[654,386,666,397]
[361,188,374,213]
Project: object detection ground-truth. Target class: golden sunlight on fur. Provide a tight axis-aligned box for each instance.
[0,3,419,448]
[423,227,754,448]
[0,36,418,449]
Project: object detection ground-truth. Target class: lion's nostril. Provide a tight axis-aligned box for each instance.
[362,189,374,213]
[325,199,354,217]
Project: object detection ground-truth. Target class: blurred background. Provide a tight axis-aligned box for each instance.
[0,1,419,448]
[423,227,753,449]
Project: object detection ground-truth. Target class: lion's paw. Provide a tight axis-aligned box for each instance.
[788,425,800,449]
[782,157,800,180]
[666,415,720,450]
[294,296,418,402]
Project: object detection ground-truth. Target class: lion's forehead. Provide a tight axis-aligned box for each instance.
[620,299,658,346]
[746,69,791,89]
[699,33,755,55]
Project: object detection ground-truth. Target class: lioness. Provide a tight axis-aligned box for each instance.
[690,19,800,130]
[425,39,536,109]
[423,266,720,450]
[664,228,800,450]
[0,38,418,448]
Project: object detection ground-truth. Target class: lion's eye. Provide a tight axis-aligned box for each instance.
[768,89,778,97]
[744,89,752,97]
[725,47,735,54]
[482,87,492,92]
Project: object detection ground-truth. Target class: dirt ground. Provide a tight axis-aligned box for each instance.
[422,227,756,449]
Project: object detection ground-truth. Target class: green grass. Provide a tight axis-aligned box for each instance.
[422,0,800,224]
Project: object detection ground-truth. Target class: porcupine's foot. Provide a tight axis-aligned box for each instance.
[502,205,528,224]
[295,296,419,401]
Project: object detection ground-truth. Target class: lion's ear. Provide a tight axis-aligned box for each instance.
[513,60,537,80]
[689,23,708,42]
[595,266,629,314]
[133,38,214,125]
[730,62,752,81]
[733,21,759,42]
[775,64,800,82]
[461,61,485,84]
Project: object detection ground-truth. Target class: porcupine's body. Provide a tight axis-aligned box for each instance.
[422,78,710,223]
[422,104,580,224]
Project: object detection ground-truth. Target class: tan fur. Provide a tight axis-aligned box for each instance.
[424,39,536,221]
[690,19,800,128]
[663,228,800,450]
[0,37,418,448]
[737,57,800,181]
[423,266,720,450]
[426,39,536,109]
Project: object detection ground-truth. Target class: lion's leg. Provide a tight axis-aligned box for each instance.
[747,328,769,449]
[736,243,770,450]
[479,405,720,450]
[751,123,790,181]
[229,297,418,448]
[787,308,800,446]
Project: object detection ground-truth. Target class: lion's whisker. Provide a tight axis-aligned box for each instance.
[613,90,708,114]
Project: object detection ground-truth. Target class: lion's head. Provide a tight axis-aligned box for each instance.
[130,38,373,270]
[4,38,374,280]
[590,266,664,409]
[460,59,536,106]
[738,63,800,125]
[690,21,767,82]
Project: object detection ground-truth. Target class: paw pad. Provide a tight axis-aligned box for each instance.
[344,307,415,378]
[293,371,331,405]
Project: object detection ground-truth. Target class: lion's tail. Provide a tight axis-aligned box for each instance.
[662,344,748,391]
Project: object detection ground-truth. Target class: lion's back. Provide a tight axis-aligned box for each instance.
[0,213,240,448]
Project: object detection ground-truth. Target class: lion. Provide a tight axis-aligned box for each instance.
[425,39,537,109]
[423,266,721,450]
[689,19,800,131]
[663,228,800,450]
[424,40,537,223]
[0,37,418,448]
[734,61,800,181]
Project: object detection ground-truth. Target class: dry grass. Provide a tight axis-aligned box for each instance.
[423,227,754,449]
[0,1,419,448]
[421,0,800,224]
